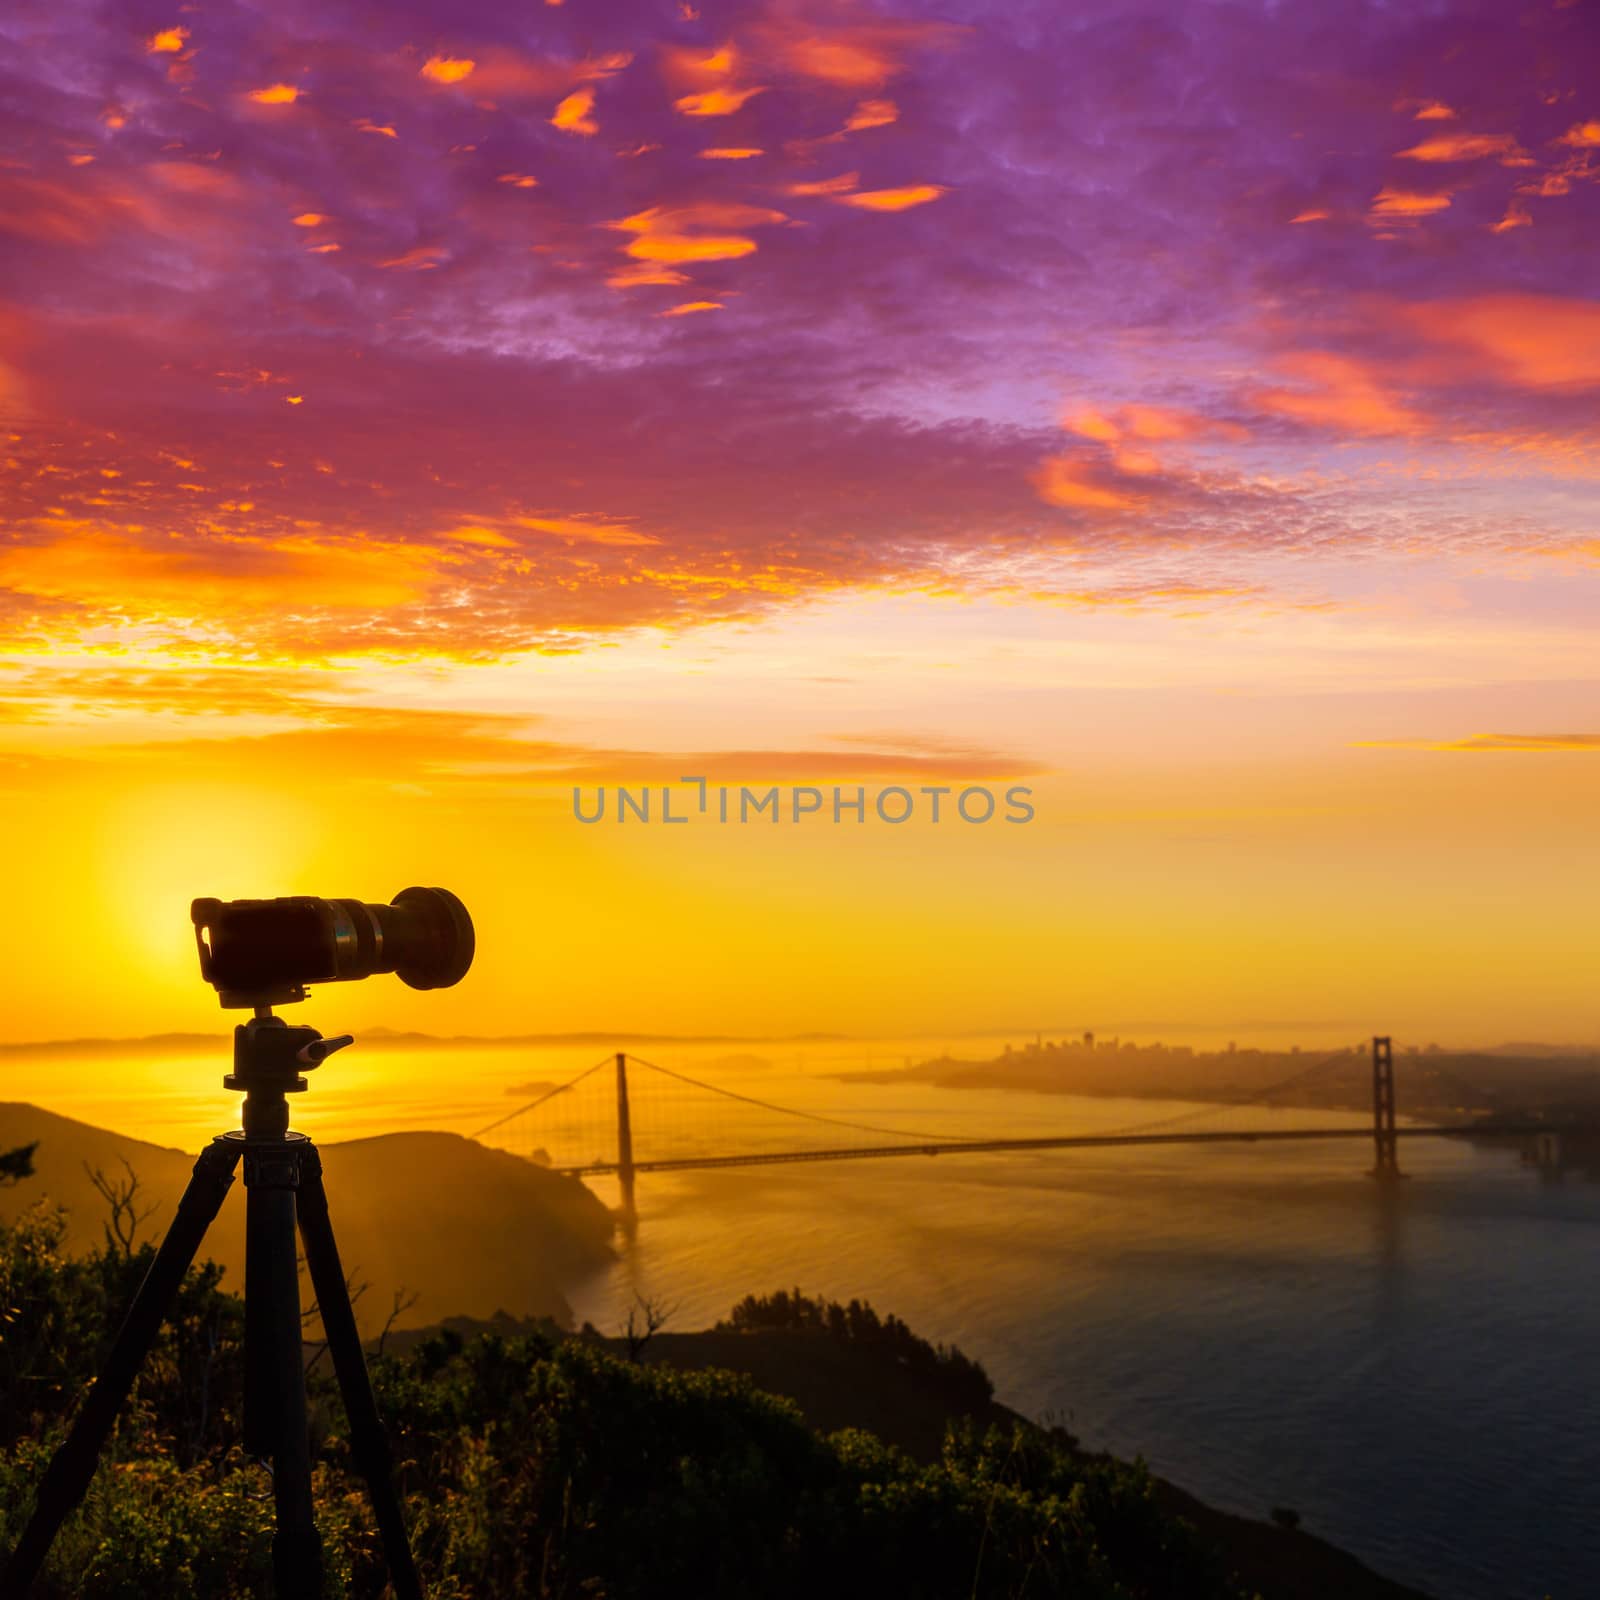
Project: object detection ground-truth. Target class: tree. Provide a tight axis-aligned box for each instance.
[84,1158,158,1257]
[0,1142,36,1186]
[622,1292,673,1362]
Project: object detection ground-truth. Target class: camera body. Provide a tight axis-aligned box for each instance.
[192,889,474,1008]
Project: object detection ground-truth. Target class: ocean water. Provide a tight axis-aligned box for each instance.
[554,1065,1599,1600]
[10,1039,1597,1599]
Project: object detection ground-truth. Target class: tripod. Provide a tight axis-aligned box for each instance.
[2,1011,424,1599]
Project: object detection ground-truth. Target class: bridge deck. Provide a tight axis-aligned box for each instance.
[557,1122,1544,1177]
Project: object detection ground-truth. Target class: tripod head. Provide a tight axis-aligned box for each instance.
[227,1010,353,1139]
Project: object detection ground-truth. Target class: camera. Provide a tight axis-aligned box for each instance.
[191,888,474,1007]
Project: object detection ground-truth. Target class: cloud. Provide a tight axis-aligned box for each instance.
[0,525,445,619]
[248,84,300,106]
[1357,734,1600,753]
[1403,295,1600,388]
[1032,457,1147,512]
[606,261,691,287]
[421,57,476,85]
[552,88,599,135]
[1554,121,1600,148]
[606,202,785,265]
[1368,186,1452,219]
[1,0,1595,669]
[511,516,661,547]
[787,172,859,196]
[745,16,964,87]
[844,100,898,132]
[674,86,766,117]
[379,244,449,270]
[1396,132,1522,162]
[836,185,946,211]
[1252,352,1422,436]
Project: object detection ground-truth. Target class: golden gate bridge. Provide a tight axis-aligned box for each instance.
[471,1038,1551,1212]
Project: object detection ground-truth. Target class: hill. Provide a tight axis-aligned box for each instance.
[0,1103,613,1328]
[382,1302,1429,1600]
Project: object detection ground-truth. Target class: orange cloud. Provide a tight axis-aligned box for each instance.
[0,527,444,618]
[147,27,189,54]
[661,43,739,85]
[552,88,598,134]
[248,84,300,106]
[699,148,764,160]
[627,235,756,264]
[844,100,898,131]
[420,56,476,85]
[661,300,724,316]
[606,262,690,288]
[787,172,859,196]
[675,86,766,116]
[1032,457,1146,512]
[1065,409,1120,444]
[1357,734,1600,753]
[379,245,448,270]
[1521,171,1574,198]
[497,173,540,187]
[1396,131,1522,162]
[607,203,785,266]
[837,185,946,211]
[1490,203,1531,233]
[1059,404,1245,484]
[513,516,660,547]
[444,525,521,549]
[292,212,327,227]
[453,49,579,101]
[751,18,961,86]
[354,119,398,138]
[1290,209,1330,223]
[1368,187,1451,217]
[1403,294,1600,387]
[1253,352,1421,435]
[1555,121,1600,148]
[780,36,900,86]
[1413,102,1456,121]
[1117,405,1232,443]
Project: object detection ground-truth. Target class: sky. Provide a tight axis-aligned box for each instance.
[0,0,1597,1050]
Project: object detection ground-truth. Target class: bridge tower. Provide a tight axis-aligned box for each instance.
[1371,1035,1400,1179]
[615,1051,636,1214]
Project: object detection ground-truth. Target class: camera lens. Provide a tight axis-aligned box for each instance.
[191,889,474,1005]
[375,887,475,990]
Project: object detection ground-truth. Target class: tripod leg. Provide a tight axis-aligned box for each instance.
[2,1140,241,1595]
[296,1145,424,1600]
[242,1143,323,1598]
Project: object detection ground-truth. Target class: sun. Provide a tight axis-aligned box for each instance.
[94,781,320,1001]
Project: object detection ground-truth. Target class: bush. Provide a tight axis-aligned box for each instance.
[0,1209,1239,1598]
[718,1287,996,1413]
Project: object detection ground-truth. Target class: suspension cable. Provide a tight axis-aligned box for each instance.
[469,1054,615,1140]
[622,1053,974,1144]
[1095,1049,1359,1137]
